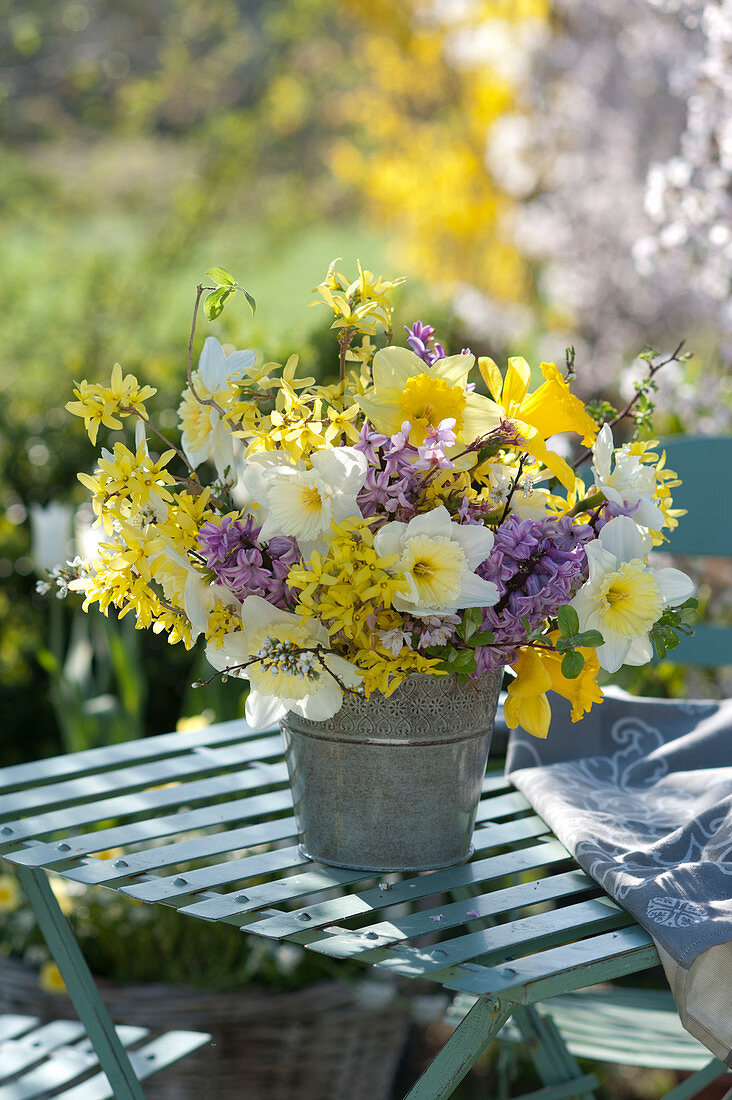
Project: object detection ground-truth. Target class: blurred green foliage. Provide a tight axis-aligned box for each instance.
[0,0,396,762]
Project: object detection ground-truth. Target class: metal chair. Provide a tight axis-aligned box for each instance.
[0,1013,209,1099]
[449,435,732,1098]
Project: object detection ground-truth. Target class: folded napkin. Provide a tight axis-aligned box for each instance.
[506,687,732,1065]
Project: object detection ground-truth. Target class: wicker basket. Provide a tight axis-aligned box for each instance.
[0,955,411,1100]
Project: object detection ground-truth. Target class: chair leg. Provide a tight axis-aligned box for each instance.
[660,1060,731,1100]
[511,1006,599,1100]
[14,866,146,1100]
[403,996,514,1100]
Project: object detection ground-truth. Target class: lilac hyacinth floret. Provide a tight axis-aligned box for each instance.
[474,515,593,672]
[354,423,425,524]
[406,321,473,367]
[197,516,300,609]
[406,321,446,366]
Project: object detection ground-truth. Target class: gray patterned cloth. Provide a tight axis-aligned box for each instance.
[506,687,732,1065]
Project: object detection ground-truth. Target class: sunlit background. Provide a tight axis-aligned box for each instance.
[1,2,731,1095]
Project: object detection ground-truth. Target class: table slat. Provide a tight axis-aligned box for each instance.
[443,926,659,1002]
[0,764,289,852]
[9,788,293,868]
[305,868,595,960]
[0,720,262,792]
[0,736,283,820]
[247,834,571,939]
[367,895,631,978]
[179,814,553,923]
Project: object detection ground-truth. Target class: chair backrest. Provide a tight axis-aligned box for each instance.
[660,436,732,558]
[656,436,732,666]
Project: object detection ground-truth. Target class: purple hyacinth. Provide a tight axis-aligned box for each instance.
[354,423,426,524]
[473,515,593,672]
[197,516,300,609]
[406,321,446,365]
[406,322,474,367]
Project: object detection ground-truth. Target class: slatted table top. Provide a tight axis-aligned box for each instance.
[0,719,660,1006]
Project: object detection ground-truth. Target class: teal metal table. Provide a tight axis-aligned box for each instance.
[0,718,663,1099]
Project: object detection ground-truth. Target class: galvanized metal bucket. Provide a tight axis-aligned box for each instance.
[280,669,503,873]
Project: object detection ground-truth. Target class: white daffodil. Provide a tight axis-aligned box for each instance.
[178,337,256,477]
[570,515,694,673]
[239,446,368,550]
[206,595,363,730]
[157,549,237,640]
[592,424,664,531]
[373,505,499,617]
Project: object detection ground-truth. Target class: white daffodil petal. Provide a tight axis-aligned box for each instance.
[570,586,601,632]
[206,630,250,672]
[585,539,619,581]
[654,567,695,607]
[197,337,226,390]
[635,499,665,529]
[224,348,257,377]
[450,523,495,570]
[598,515,646,564]
[293,679,345,722]
[596,634,632,674]
[401,506,453,540]
[326,655,364,689]
[624,634,654,666]
[592,423,614,483]
[373,521,408,558]
[310,446,368,495]
[245,691,287,731]
[240,594,294,649]
[457,573,500,608]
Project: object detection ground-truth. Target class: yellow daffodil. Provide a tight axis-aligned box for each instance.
[358,345,502,445]
[478,355,597,490]
[505,638,605,739]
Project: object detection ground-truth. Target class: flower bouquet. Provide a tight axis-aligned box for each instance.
[63,260,695,870]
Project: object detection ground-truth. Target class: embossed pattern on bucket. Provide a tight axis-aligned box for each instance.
[280,670,503,872]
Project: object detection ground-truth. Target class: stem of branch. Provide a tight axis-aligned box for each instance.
[499,454,529,523]
[186,283,228,418]
[571,341,685,470]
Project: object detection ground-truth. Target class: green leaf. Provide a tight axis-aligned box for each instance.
[243,289,257,316]
[204,286,232,321]
[561,650,585,679]
[470,631,495,647]
[557,605,580,637]
[578,629,604,648]
[452,650,478,674]
[461,607,483,641]
[206,267,236,287]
